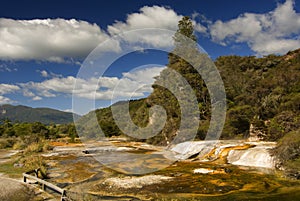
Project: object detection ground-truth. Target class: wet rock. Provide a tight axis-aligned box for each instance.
[82,150,89,154]
[193,168,214,174]
[171,141,276,169]
[103,175,172,189]
[227,144,276,169]
[171,141,217,160]
[13,163,24,168]
[224,167,233,173]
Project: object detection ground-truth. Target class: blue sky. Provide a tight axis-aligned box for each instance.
[0,0,299,114]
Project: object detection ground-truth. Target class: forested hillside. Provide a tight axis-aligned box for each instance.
[217,49,300,141]
[83,48,299,143]
[0,104,78,124]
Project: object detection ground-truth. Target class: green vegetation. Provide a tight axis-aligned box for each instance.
[80,17,299,143]
[0,119,79,178]
[0,104,79,124]
[216,52,300,140]
[0,145,50,179]
[0,119,78,147]
[145,16,216,144]
[272,129,300,178]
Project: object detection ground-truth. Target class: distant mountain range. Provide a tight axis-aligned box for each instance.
[0,104,79,124]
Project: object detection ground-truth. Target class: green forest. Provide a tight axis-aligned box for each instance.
[0,120,78,148]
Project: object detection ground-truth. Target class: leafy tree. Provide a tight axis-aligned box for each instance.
[31,122,49,138]
[13,123,31,137]
[2,119,15,137]
[146,16,209,145]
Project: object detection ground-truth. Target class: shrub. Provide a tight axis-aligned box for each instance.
[12,140,26,150]
[42,141,53,152]
[272,129,300,178]
[266,111,300,141]
[273,129,300,161]
[19,155,48,179]
[23,142,43,154]
[0,138,16,149]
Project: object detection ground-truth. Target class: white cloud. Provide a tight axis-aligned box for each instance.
[0,6,206,62]
[21,76,78,96]
[209,0,300,55]
[121,66,165,93]
[63,108,74,113]
[23,89,35,97]
[0,18,118,62]
[39,90,56,98]
[122,66,164,83]
[0,83,20,95]
[32,96,42,101]
[108,6,206,48]
[40,70,48,77]
[0,95,13,104]
[20,66,165,100]
[109,6,186,33]
[0,84,19,104]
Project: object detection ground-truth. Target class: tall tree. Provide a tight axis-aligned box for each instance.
[173,16,197,48]
[147,16,209,145]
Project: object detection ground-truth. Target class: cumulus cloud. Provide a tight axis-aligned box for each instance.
[40,70,48,77]
[120,66,165,94]
[0,83,20,95]
[209,0,300,55]
[0,18,117,62]
[32,96,42,101]
[23,89,35,97]
[19,66,165,100]
[0,95,13,104]
[0,6,206,62]
[0,83,19,104]
[122,66,164,83]
[109,6,206,34]
[108,6,206,48]
[21,76,78,98]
